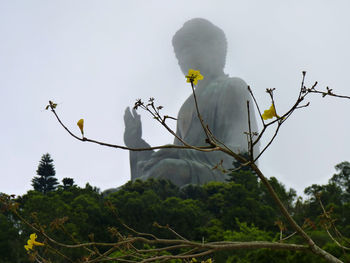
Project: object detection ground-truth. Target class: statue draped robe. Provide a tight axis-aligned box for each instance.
[130,75,258,186]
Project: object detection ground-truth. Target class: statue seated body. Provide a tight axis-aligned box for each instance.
[123,18,259,187]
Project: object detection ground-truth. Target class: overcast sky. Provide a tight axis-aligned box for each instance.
[1,0,350,197]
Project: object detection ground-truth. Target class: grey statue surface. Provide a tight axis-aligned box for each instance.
[124,18,259,187]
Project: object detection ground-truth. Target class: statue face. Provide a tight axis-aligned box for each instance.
[176,42,225,77]
[172,18,227,78]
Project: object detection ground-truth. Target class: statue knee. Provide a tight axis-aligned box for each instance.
[150,158,191,186]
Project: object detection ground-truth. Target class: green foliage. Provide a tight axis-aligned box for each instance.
[15,185,111,261]
[105,179,209,239]
[2,161,350,262]
[31,153,58,194]
[223,218,274,242]
[224,249,322,263]
[330,161,350,202]
[302,162,350,237]
[0,210,22,263]
[121,178,180,199]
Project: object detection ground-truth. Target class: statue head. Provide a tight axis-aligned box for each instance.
[172,18,227,78]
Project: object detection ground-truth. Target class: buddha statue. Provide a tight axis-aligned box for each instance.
[123,18,259,187]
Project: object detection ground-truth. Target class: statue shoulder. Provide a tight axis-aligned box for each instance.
[218,77,249,98]
[225,77,248,90]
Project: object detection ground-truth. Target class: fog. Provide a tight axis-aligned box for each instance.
[1,0,349,196]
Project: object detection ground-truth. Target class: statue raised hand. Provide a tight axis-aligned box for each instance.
[123,107,153,180]
[123,107,142,148]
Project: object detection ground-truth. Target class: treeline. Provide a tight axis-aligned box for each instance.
[1,162,350,262]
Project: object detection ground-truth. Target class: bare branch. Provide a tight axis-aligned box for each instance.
[308,86,350,100]
[318,197,350,251]
[246,100,254,160]
[153,222,188,241]
[42,70,350,263]
[248,85,265,125]
[49,106,220,153]
[250,163,343,263]
[190,82,215,145]
[254,122,282,162]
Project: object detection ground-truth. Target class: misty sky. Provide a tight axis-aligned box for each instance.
[1,0,350,196]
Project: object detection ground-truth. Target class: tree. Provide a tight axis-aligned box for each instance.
[35,72,350,263]
[330,161,350,202]
[0,194,22,263]
[32,153,58,194]
[62,177,75,190]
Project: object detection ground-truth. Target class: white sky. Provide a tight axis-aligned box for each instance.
[1,0,349,196]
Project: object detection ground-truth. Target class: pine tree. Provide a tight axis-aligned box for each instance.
[32,153,58,194]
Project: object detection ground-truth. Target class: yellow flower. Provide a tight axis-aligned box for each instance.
[24,233,44,251]
[77,119,84,136]
[186,69,204,85]
[262,104,280,120]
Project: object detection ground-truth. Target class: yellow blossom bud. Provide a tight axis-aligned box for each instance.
[77,119,84,136]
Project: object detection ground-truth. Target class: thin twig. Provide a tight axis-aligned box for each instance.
[250,162,343,263]
[190,82,214,144]
[50,107,219,153]
[309,89,350,100]
[254,122,282,162]
[153,222,188,241]
[279,232,297,242]
[248,85,264,125]
[318,197,350,251]
[246,100,254,160]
